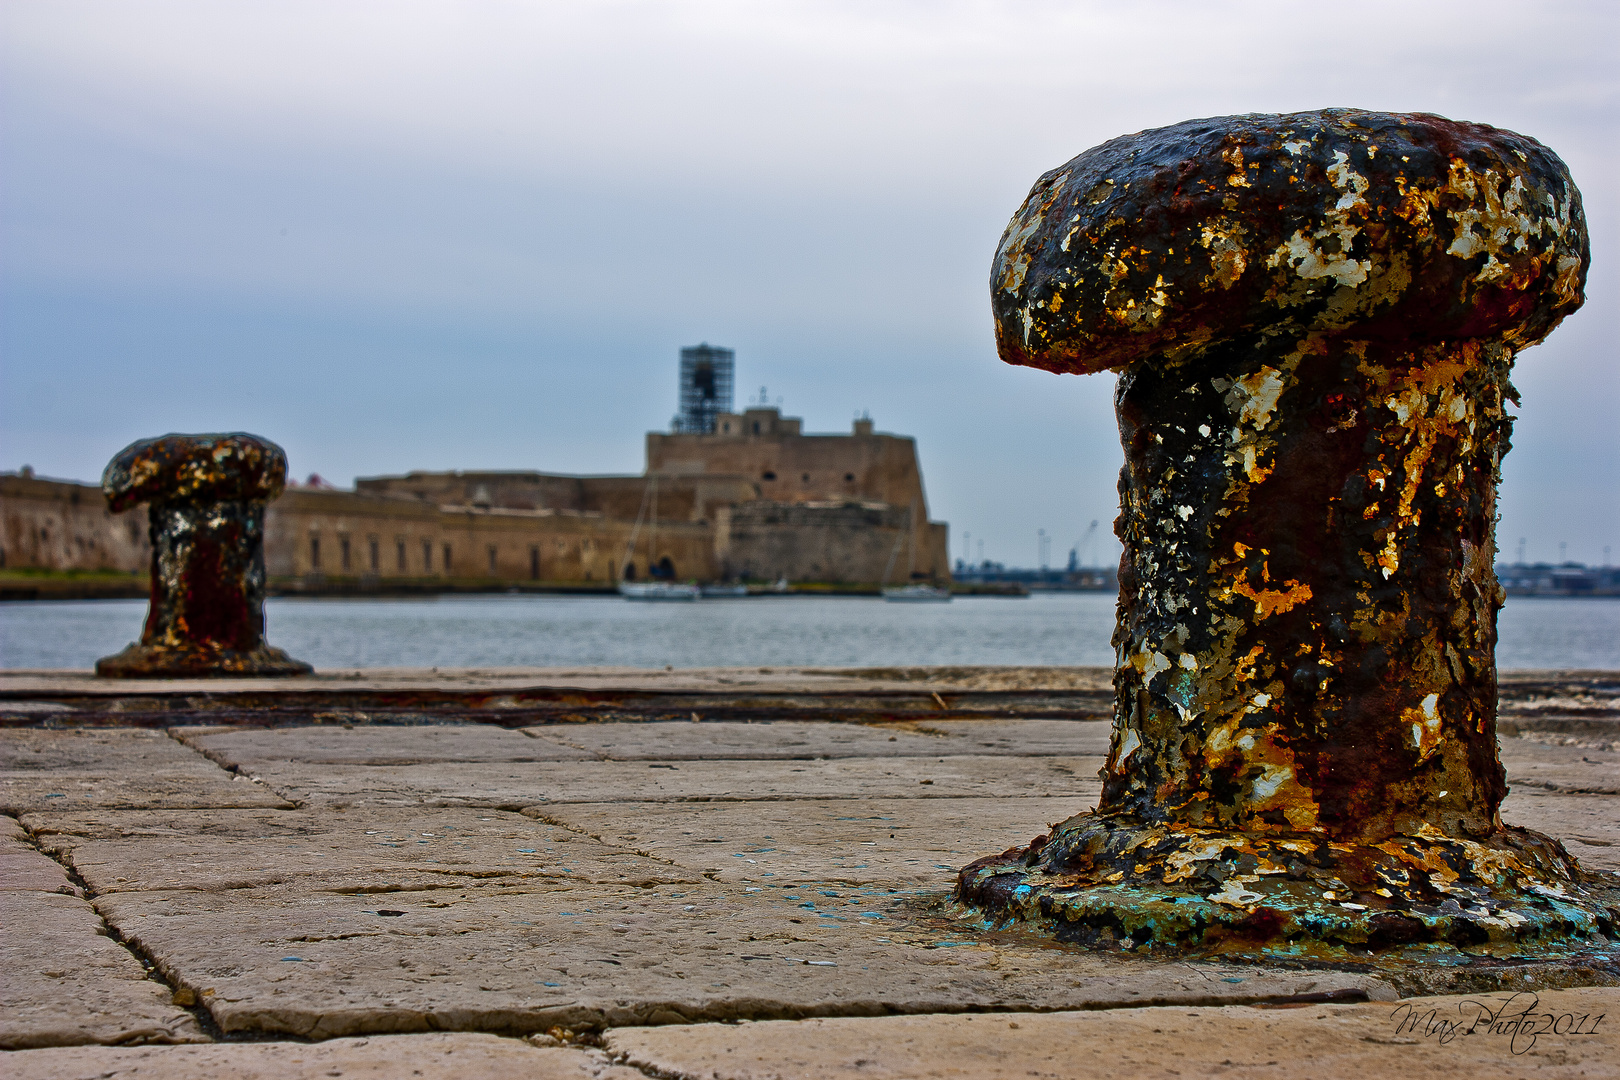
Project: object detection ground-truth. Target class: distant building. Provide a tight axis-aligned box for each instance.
[1496,562,1620,596]
[340,405,948,585]
[953,559,1115,592]
[3,350,950,588]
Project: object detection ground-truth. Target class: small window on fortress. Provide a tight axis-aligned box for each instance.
[443,543,453,572]
[369,539,379,572]
[488,546,498,575]
[422,540,433,571]
[762,471,776,481]
[801,473,810,483]
[309,535,321,570]
[845,473,855,482]
[397,540,407,572]
[340,536,351,571]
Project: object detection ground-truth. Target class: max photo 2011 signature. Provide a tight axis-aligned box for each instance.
[1389,992,1607,1055]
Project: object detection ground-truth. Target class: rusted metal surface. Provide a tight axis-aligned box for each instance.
[95,433,312,678]
[0,686,1114,729]
[960,110,1618,963]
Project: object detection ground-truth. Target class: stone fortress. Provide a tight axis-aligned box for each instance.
[0,346,950,590]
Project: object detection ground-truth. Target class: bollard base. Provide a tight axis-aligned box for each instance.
[957,813,1620,967]
[95,642,313,679]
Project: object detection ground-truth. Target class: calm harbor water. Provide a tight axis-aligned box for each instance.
[1,593,1616,671]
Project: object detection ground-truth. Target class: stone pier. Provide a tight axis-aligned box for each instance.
[1,666,1616,1076]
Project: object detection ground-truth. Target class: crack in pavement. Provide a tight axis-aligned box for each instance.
[9,812,227,1042]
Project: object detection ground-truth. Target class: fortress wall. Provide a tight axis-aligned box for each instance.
[580,475,764,524]
[647,429,934,520]
[578,475,684,521]
[0,475,149,572]
[266,489,717,583]
[266,490,443,577]
[355,472,590,512]
[8,412,941,587]
[717,501,947,584]
[357,471,758,526]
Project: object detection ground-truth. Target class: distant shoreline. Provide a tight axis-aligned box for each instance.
[0,572,1039,602]
[2,572,1615,603]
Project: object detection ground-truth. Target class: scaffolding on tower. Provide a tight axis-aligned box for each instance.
[673,343,735,434]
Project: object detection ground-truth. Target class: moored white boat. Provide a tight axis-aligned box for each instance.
[618,582,701,601]
[881,584,952,602]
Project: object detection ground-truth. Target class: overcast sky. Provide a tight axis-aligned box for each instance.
[2,0,1615,568]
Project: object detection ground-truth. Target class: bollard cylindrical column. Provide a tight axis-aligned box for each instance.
[957,110,1618,961]
[96,433,312,678]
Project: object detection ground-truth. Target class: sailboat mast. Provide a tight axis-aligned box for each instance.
[622,478,653,581]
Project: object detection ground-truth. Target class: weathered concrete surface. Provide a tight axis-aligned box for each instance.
[88,882,1388,1038]
[0,891,208,1048]
[3,679,1616,1073]
[25,807,703,893]
[175,724,599,765]
[0,819,205,1049]
[5,1033,643,1079]
[1500,791,1620,874]
[523,720,952,760]
[0,815,80,893]
[899,718,1113,755]
[539,797,1084,887]
[0,729,292,813]
[1493,741,1620,794]
[607,987,1620,1079]
[186,755,1103,809]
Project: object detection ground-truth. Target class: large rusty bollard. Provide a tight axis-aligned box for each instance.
[958,110,1618,961]
[97,433,312,678]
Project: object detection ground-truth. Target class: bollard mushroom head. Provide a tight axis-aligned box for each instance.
[102,433,289,513]
[991,109,1588,374]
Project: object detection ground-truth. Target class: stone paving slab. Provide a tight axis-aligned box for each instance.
[2,685,1617,1067]
[215,755,1104,809]
[3,1033,644,1080]
[0,729,292,813]
[605,986,1620,1079]
[0,815,79,893]
[174,723,598,765]
[0,824,205,1049]
[90,880,1386,1039]
[901,718,1114,755]
[526,718,1119,759]
[23,807,702,893]
[523,720,951,760]
[1498,790,1620,873]
[0,891,208,1048]
[538,797,1081,888]
[1496,741,1620,794]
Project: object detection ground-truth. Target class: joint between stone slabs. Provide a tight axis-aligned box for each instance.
[163,726,308,808]
[9,814,228,1042]
[518,809,692,870]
